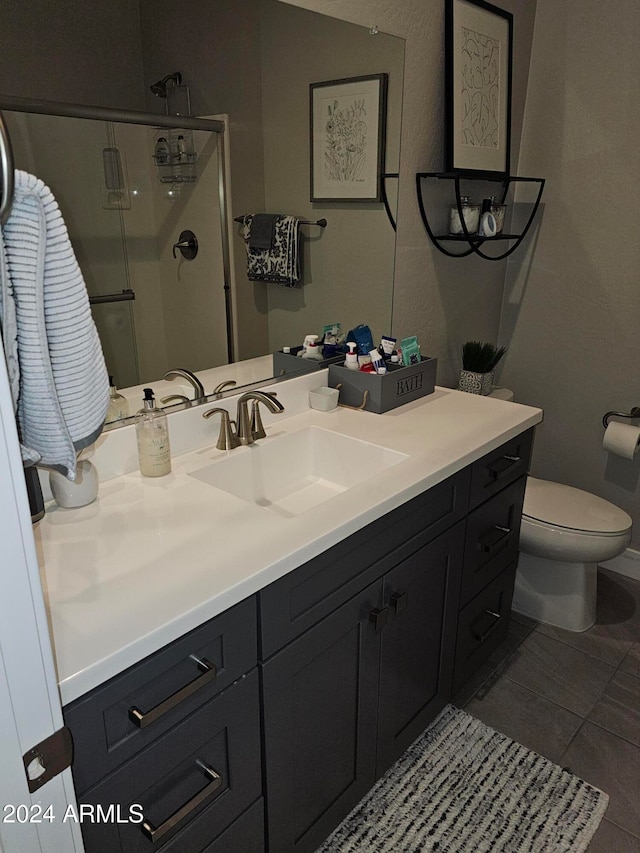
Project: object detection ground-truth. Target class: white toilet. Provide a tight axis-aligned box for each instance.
[513,477,632,632]
[489,388,633,632]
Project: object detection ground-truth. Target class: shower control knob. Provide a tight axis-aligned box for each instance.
[172,230,198,260]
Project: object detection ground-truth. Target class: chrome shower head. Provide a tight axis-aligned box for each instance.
[149,72,182,98]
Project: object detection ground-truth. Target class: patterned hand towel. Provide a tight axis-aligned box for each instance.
[0,171,109,479]
[242,214,301,286]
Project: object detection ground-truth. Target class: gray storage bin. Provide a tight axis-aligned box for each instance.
[328,357,437,413]
[273,348,346,377]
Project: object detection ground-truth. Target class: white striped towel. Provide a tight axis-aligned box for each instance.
[0,170,109,479]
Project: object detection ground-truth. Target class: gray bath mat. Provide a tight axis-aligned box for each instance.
[317,705,608,852]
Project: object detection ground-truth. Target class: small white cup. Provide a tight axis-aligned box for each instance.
[309,386,339,411]
[49,460,99,508]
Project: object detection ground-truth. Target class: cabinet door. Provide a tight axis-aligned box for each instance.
[376,523,464,776]
[262,581,383,853]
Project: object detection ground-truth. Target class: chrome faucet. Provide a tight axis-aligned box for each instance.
[163,368,206,402]
[236,391,284,445]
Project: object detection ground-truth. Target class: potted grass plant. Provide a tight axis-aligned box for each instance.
[458,341,507,395]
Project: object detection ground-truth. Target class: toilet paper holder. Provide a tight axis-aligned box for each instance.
[602,407,640,429]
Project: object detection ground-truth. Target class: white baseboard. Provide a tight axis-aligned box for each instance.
[600,548,640,582]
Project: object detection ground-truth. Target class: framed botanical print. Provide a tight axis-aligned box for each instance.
[310,73,388,202]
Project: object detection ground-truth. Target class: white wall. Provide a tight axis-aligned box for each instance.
[500,0,640,548]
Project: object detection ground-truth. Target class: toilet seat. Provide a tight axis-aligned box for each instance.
[520,478,632,564]
[523,477,632,535]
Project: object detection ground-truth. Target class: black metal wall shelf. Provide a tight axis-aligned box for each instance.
[416,172,545,261]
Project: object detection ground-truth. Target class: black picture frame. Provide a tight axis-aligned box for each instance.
[310,73,388,203]
[445,0,513,177]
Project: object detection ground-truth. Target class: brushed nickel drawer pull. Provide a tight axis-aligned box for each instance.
[141,759,222,842]
[471,609,502,643]
[479,525,513,558]
[486,454,520,481]
[128,657,217,729]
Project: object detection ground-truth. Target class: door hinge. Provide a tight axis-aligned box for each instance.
[23,727,73,793]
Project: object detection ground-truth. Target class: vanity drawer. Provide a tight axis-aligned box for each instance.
[78,669,262,853]
[259,468,470,658]
[469,428,533,510]
[453,562,516,693]
[65,596,257,795]
[460,476,526,607]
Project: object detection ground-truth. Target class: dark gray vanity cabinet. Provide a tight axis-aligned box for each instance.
[259,507,467,853]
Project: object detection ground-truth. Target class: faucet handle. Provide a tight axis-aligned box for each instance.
[161,394,191,407]
[212,380,237,396]
[202,408,240,450]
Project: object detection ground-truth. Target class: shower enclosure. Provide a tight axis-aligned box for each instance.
[0,96,233,392]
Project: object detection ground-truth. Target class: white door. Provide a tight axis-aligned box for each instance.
[0,350,83,852]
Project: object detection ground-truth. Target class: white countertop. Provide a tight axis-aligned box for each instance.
[35,382,542,706]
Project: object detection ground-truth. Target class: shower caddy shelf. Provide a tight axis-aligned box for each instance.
[416,171,545,261]
[153,127,198,183]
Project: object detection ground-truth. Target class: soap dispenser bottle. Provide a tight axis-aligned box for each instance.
[345,342,359,370]
[154,136,171,165]
[135,388,171,477]
[106,375,129,423]
[300,334,323,360]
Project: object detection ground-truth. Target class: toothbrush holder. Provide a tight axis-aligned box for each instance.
[309,386,340,411]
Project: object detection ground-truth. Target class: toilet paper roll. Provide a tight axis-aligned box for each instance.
[603,421,640,460]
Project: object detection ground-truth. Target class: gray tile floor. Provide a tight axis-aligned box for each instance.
[453,567,640,851]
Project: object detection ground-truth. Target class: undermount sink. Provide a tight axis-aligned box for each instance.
[190,426,408,517]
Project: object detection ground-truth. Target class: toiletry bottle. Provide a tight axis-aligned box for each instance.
[176,135,188,162]
[300,334,323,360]
[345,342,359,370]
[154,136,171,165]
[478,198,497,237]
[369,349,385,374]
[106,375,129,422]
[135,388,171,477]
